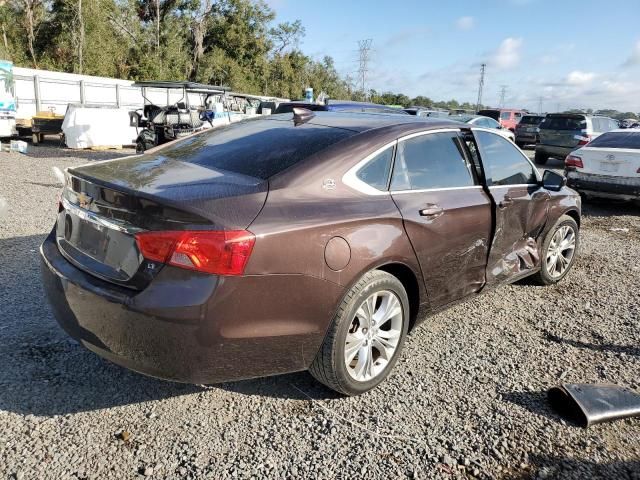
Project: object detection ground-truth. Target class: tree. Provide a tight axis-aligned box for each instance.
[268,19,304,55]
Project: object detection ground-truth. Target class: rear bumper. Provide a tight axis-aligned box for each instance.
[515,132,538,143]
[537,144,573,159]
[566,171,640,200]
[40,230,343,384]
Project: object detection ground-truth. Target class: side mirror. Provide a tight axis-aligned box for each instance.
[542,170,567,192]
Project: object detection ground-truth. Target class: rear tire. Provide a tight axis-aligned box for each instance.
[531,215,579,285]
[534,150,549,165]
[309,270,409,396]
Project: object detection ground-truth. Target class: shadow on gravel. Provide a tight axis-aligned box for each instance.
[543,331,640,358]
[0,234,336,416]
[501,390,565,425]
[506,454,640,480]
[581,198,639,219]
[23,137,135,162]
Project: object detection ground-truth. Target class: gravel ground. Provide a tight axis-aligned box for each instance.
[1,141,639,479]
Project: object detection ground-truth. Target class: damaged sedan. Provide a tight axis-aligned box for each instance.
[41,111,581,395]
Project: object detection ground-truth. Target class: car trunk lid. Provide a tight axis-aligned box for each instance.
[577,147,640,177]
[57,155,268,288]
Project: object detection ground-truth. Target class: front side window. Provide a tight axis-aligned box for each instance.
[500,111,512,120]
[474,130,537,186]
[391,132,475,191]
[356,147,394,190]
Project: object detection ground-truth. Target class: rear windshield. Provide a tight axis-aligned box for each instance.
[587,131,640,149]
[539,116,586,131]
[150,118,355,179]
[519,116,544,125]
[477,110,500,121]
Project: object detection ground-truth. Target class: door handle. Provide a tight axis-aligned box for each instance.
[419,205,444,217]
[498,196,514,209]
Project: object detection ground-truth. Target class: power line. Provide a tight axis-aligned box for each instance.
[498,85,508,108]
[357,39,373,98]
[476,63,486,112]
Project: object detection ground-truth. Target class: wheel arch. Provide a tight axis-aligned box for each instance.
[376,262,422,332]
[563,208,581,228]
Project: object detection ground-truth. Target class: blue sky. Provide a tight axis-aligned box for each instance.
[267,0,640,112]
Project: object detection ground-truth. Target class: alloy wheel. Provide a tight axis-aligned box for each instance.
[344,290,403,382]
[546,225,576,279]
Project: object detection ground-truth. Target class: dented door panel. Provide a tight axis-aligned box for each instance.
[486,184,549,284]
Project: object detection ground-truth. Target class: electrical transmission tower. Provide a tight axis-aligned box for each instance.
[498,85,508,107]
[357,39,373,99]
[476,63,486,112]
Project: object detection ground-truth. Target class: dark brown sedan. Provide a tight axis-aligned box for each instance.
[41,111,581,395]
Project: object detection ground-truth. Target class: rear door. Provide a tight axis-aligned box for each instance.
[389,129,492,308]
[473,129,549,284]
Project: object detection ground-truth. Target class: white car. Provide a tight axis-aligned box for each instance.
[450,114,516,142]
[565,129,640,201]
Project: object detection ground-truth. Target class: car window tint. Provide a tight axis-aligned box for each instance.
[475,130,537,186]
[486,118,500,128]
[356,147,394,190]
[514,112,522,118]
[587,131,640,149]
[148,117,355,179]
[539,116,586,130]
[500,112,511,120]
[390,132,474,190]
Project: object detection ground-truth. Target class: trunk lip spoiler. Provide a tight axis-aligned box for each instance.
[61,196,145,235]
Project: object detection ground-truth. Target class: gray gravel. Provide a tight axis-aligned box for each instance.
[1,141,639,479]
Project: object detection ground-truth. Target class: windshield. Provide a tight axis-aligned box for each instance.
[539,116,586,131]
[587,131,640,149]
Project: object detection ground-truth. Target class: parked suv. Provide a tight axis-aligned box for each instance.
[515,114,545,147]
[477,109,525,131]
[535,114,618,164]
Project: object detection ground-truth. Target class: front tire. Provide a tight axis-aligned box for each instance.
[309,270,409,396]
[532,215,579,285]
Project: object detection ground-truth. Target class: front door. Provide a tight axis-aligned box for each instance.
[473,129,549,284]
[390,129,493,309]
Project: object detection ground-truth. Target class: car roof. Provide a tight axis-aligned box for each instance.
[266,111,462,133]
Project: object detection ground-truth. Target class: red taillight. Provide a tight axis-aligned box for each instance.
[135,230,255,276]
[565,155,584,169]
[577,135,592,146]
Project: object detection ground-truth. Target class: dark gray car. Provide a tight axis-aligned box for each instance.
[535,114,618,164]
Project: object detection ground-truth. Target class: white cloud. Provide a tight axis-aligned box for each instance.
[489,37,523,70]
[623,40,640,67]
[456,16,474,31]
[566,70,595,86]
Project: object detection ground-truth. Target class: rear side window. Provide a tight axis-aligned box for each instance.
[356,147,394,190]
[390,132,474,191]
[587,132,640,149]
[475,131,537,186]
[539,116,586,131]
[149,118,354,179]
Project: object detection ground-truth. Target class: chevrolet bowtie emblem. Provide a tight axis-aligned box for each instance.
[77,192,93,209]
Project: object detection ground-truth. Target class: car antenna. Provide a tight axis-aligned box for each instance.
[292,107,315,126]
